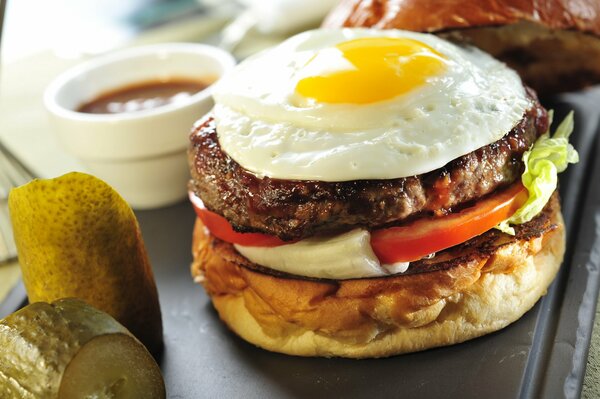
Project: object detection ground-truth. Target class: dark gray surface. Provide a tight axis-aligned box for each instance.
[2,88,599,398]
[518,89,600,398]
[538,91,600,398]
[0,280,24,319]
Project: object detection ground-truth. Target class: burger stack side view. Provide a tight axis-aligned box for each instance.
[187,28,578,358]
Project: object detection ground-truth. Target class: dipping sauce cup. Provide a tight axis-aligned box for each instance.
[44,43,236,209]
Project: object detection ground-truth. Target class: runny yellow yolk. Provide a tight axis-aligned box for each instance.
[295,37,447,104]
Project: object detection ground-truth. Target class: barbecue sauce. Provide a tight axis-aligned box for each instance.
[78,77,212,114]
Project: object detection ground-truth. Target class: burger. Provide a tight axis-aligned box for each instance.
[188,28,578,358]
[323,0,600,95]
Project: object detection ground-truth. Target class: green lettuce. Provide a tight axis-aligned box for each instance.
[497,111,579,235]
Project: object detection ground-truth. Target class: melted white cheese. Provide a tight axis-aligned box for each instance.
[234,229,410,280]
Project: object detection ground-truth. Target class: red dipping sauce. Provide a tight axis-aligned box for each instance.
[77,77,213,114]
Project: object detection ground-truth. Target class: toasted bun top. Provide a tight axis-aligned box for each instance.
[323,0,600,35]
[324,0,600,94]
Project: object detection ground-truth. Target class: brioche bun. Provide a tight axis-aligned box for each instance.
[323,0,600,94]
[191,197,565,358]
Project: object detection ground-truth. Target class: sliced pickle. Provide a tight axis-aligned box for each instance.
[0,299,165,399]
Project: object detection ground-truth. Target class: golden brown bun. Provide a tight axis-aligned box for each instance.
[191,198,565,358]
[323,0,600,94]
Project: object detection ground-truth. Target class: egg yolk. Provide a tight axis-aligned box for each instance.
[295,37,447,104]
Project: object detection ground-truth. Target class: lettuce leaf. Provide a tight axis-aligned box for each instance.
[497,111,579,235]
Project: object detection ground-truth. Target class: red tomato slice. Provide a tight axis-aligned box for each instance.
[189,192,289,247]
[370,183,528,263]
[190,183,527,259]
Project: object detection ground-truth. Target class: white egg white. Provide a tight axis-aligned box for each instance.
[212,28,531,181]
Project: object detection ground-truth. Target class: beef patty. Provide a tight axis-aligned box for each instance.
[189,89,547,241]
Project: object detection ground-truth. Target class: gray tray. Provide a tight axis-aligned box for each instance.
[2,88,600,398]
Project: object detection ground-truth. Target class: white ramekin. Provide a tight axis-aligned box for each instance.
[44,43,236,209]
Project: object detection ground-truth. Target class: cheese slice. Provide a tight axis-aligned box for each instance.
[234,229,410,280]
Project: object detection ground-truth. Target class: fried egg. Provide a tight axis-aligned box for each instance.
[212,28,531,181]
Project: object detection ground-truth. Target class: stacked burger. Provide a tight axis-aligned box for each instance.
[188,28,578,357]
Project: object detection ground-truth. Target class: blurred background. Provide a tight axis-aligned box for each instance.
[1,0,340,62]
[0,0,338,177]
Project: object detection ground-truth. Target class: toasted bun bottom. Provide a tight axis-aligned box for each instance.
[191,206,565,358]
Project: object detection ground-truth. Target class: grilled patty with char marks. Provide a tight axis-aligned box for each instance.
[189,89,547,241]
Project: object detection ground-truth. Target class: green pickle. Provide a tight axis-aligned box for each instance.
[0,299,165,399]
[8,172,163,355]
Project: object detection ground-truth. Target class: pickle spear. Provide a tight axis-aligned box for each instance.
[8,172,162,354]
[0,298,165,399]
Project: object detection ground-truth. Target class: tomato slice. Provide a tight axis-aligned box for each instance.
[370,183,528,263]
[190,183,527,260]
[189,192,289,247]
